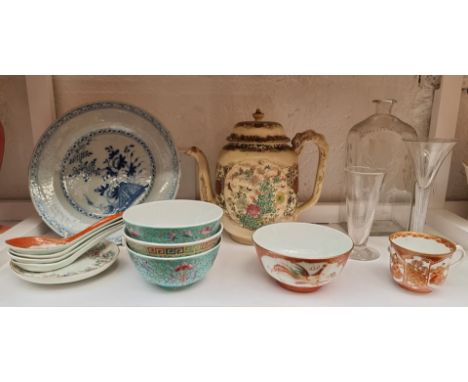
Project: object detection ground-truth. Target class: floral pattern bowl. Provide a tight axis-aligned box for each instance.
[124,224,223,257]
[127,242,221,288]
[252,222,353,292]
[123,199,223,243]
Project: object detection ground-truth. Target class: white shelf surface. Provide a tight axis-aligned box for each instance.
[1,226,467,307]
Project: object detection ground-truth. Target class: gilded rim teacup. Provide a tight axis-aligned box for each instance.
[389,231,465,293]
[253,222,354,292]
[123,199,223,243]
[124,224,223,257]
[127,242,221,288]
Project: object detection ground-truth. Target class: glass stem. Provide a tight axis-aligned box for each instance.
[410,184,430,232]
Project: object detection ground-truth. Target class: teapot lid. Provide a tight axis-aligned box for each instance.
[230,109,289,143]
[235,109,283,129]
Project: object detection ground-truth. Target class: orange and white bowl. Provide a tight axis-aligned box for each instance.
[253,222,353,292]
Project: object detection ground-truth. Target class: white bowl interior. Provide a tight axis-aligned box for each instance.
[253,223,353,259]
[123,199,223,228]
[392,236,451,255]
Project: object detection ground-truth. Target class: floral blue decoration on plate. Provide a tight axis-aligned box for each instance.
[29,101,180,240]
[60,128,156,218]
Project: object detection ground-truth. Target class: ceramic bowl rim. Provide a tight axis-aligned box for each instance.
[124,224,223,248]
[389,231,456,257]
[123,199,223,229]
[127,241,221,261]
[252,222,354,260]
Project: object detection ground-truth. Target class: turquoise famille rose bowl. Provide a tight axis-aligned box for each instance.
[123,199,223,243]
[124,224,223,258]
[127,242,221,288]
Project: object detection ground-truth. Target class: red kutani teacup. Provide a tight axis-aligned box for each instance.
[389,231,465,293]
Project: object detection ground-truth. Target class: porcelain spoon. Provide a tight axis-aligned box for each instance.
[9,220,123,263]
[6,212,123,255]
[11,223,123,272]
[9,219,123,260]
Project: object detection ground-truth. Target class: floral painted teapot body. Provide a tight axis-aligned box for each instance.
[185,109,328,244]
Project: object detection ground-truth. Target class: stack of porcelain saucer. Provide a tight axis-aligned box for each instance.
[6,213,123,284]
[123,200,224,289]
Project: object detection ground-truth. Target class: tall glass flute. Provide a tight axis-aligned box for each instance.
[345,166,385,261]
[404,138,457,232]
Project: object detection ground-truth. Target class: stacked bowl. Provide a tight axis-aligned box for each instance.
[123,200,224,289]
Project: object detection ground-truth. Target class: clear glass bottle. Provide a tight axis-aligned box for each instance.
[346,99,418,234]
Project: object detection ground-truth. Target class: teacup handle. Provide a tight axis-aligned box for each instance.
[451,245,465,266]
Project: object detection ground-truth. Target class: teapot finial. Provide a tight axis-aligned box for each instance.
[253,109,264,121]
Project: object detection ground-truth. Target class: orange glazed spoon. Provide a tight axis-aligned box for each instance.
[6,212,123,255]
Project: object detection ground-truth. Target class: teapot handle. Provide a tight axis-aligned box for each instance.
[291,130,329,215]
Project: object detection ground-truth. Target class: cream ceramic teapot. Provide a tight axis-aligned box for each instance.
[185,109,329,244]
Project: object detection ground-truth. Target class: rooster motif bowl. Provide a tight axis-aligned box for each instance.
[127,242,221,288]
[253,222,353,292]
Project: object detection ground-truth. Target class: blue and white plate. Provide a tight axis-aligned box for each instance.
[29,102,180,239]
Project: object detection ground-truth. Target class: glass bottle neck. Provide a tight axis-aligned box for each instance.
[373,99,396,114]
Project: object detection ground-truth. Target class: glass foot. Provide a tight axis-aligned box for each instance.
[350,246,380,261]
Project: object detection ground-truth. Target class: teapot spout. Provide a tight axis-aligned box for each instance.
[184,146,216,203]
